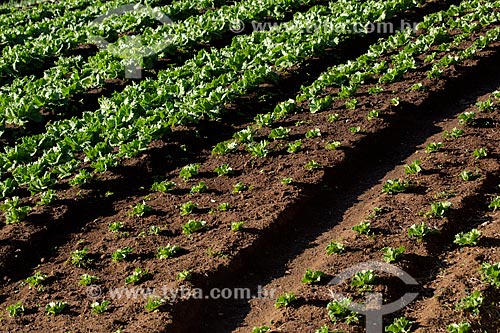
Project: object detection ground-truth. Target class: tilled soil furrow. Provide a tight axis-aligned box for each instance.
[214,91,500,333]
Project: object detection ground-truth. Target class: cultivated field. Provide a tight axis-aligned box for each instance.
[0,0,499,332]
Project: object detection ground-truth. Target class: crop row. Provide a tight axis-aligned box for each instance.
[0,0,94,31]
[0,0,229,79]
[0,0,321,129]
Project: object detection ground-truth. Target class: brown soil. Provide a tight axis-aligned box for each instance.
[1,1,500,333]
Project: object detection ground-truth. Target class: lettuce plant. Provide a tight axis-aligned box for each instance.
[79,274,100,286]
[231,221,245,231]
[145,297,166,312]
[182,220,206,234]
[157,244,181,259]
[180,201,197,216]
[287,140,302,153]
[326,241,346,255]
[302,269,325,284]
[179,163,200,181]
[26,271,47,290]
[45,301,68,315]
[6,302,25,317]
[190,181,208,194]
[112,247,134,262]
[214,164,234,176]
[91,300,110,314]
[69,248,93,268]
[454,229,481,246]
[125,268,150,285]
[382,246,405,263]
[275,292,296,308]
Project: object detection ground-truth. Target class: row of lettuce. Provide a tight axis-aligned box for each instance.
[0,0,230,79]
[0,0,322,128]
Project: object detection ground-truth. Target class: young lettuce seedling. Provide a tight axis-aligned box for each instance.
[327,113,340,123]
[233,182,249,194]
[180,201,197,216]
[234,127,256,143]
[182,220,206,235]
[190,181,208,194]
[79,274,100,286]
[304,160,321,170]
[37,190,58,206]
[130,201,153,217]
[302,269,325,285]
[144,297,166,312]
[287,140,302,154]
[179,164,200,181]
[385,316,413,333]
[352,220,371,236]
[231,221,245,232]
[6,302,25,317]
[443,127,464,139]
[68,248,93,268]
[426,142,443,153]
[268,127,290,140]
[108,221,124,233]
[481,262,500,288]
[446,322,471,333]
[176,270,192,281]
[125,268,150,285]
[458,112,476,126]
[453,229,481,246]
[91,300,110,314]
[489,196,500,211]
[408,222,435,242]
[45,301,68,315]
[281,177,293,185]
[26,271,47,290]
[252,326,270,333]
[151,180,176,193]
[218,203,230,211]
[1,196,31,224]
[212,140,238,155]
[214,164,234,176]
[349,126,361,134]
[157,244,181,259]
[314,325,331,333]
[305,128,321,138]
[326,241,346,255]
[327,298,359,324]
[460,170,480,181]
[246,140,269,158]
[476,99,494,112]
[404,160,422,174]
[473,147,487,159]
[367,109,380,120]
[274,292,296,308]
[351,270,376,291]
[382,179,409,194]
[382,246,405,263]
[426,201,452,218]
[345,98,358,110]
[112,247,134,262]
[325,141,341,150]
[455,290,483,315]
